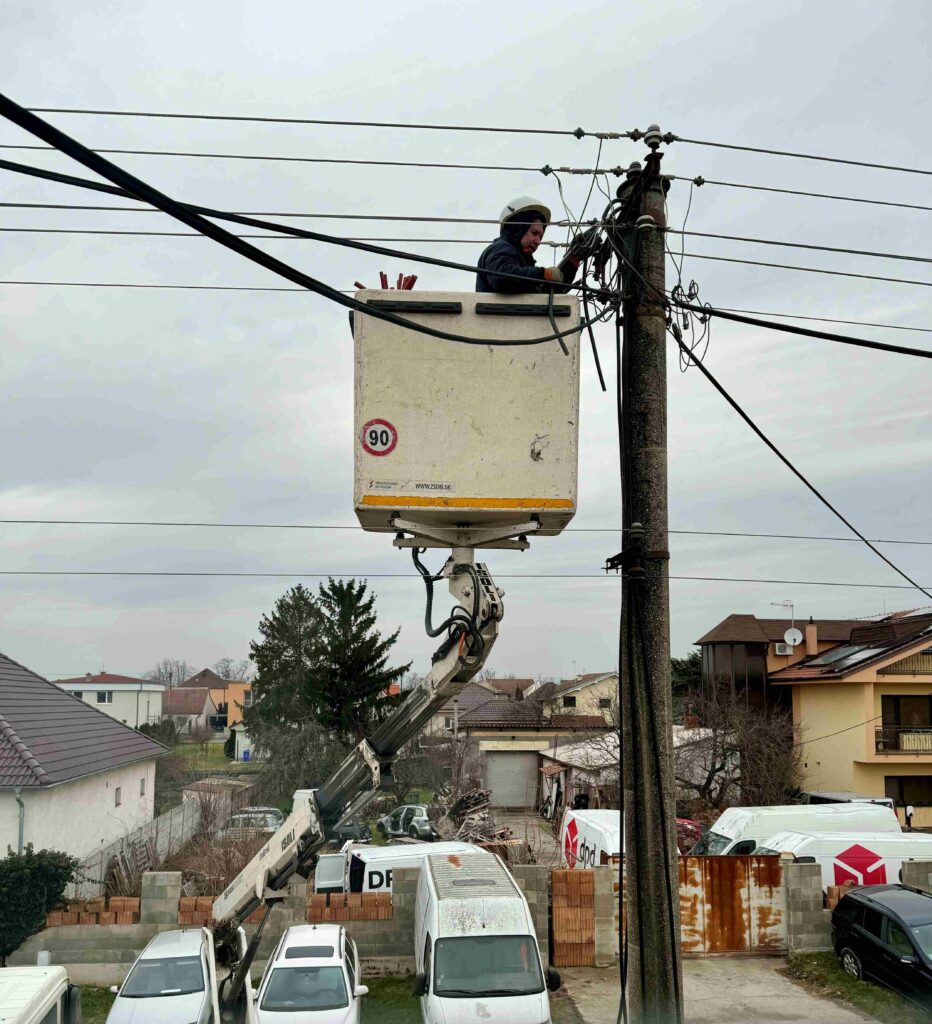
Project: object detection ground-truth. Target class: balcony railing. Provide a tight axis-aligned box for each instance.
[875,726,932,753]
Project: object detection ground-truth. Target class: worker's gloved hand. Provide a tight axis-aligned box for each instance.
[542,267,564,283]
[567,225,602,264]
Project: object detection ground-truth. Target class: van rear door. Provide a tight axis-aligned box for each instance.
[314,853,347,893]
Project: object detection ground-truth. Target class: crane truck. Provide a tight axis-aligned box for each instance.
[202,289,582,1020]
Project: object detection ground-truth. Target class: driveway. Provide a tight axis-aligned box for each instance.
[496,810,561,865]
[560,958,876,1024]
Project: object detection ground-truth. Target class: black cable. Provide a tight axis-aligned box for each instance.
[715,307,932,336]
[580,261,608,391]
[0,98,592,350]
[669,174,932,215]
[673,300,932,361]
[3,517,930,546]
[0,143,544,173]
[0,156,598,305]
[28,106,610,138]
[675,228,932,268]
[669,325,932,601]
[547,289,569,356]
[670,134,932,178]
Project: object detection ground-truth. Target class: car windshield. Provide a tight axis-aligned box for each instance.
[261,966,348,1011]
[911,923,932,958]
[434,935,544,997]
[689,831,731,855]
[121,955,205,997]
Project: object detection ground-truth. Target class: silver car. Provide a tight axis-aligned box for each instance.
[107,928,212,1024]
[376,804,437,840]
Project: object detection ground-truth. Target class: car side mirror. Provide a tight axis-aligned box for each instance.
[108,985,119,995]
[546,967,562,992]
[900,955,918,965]
[412,972,428,997]
[354,984,369,997]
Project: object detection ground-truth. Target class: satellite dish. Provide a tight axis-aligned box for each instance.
[784,627,803,647]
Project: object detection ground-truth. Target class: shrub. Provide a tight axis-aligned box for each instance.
[223,732,236,760]
[0,846,77,963]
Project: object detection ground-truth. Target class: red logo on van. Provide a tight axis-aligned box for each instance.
[564,818,579,867]
[832,844,887,886]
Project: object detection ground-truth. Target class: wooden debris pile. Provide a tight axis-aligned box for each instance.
[435,788,514,844]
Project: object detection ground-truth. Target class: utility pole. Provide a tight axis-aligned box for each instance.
[618,126,683,1024]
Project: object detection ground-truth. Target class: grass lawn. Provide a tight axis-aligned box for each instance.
[80,986,115,1024]
[175,744,237,770]
[785,952,928,1024]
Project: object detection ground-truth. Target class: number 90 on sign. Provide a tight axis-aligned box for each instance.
[361,418,398,457]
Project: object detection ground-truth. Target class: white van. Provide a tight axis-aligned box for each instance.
[413,849,561,1024]
[690,802,901,856]
[559,809,621,868]
[757,829,932,890]
[313,841,483,894]
[0,966,81,1024]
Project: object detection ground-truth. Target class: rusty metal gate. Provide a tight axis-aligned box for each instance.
[679,855,786,955]
[551,869,595,966]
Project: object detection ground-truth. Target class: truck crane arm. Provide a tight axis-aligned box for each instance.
[210,550,502,1001]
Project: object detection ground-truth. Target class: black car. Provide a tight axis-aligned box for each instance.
[832,884,932,1010]
[335,819,372,844]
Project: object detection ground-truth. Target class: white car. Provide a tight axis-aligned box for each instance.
[255,924,368,1023]
[107,928,213,1024]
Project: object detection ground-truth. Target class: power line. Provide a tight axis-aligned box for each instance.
[0,143,545,173]
[670,175,932,216]
[675,300,932,360]
[0,569,925,589]
[716,307,932,336]
[669,134,932,178]
[28,106,626,139]
[675,229,932,268]
[3,517,931,547]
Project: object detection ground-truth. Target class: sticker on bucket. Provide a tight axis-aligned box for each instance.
[361,419,397,456]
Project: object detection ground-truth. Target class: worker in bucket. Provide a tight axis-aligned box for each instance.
[476,196,599,293]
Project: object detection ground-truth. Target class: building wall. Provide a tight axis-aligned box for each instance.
[57,686,162,728]
[226,682,252,726]
[552,676,616,716]
[794,683,869,792]
[0,759,157,860]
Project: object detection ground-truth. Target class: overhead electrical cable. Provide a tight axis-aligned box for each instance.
[0,98,594,349]
[715,307,932,336]
[1,518,929,547]
[668,134,932,178]
[27,106,630,139]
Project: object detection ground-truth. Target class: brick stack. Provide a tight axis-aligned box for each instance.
[45,896,140,927]
[551,869,596,967]
[826,880,859,910]
[306,892,392,922]
[178,896,216,926]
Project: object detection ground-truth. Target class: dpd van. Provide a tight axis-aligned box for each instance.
[313,841,483,894]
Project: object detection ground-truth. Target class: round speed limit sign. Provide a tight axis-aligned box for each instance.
[361,418,398,456]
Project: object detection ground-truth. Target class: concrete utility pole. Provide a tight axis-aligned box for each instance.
[618,127,683,1024]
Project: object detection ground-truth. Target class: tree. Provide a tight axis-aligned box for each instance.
[308,579,409,743]
[139,716,178,747]
[0,846,77,964]
[144,658,193,690]
[674,691,802,816]
[249,719,350,805]
[223,732,236,760]
[671,650,702,723]
[213,657,253,682]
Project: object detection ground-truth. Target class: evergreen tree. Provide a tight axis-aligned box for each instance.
[307,578,409,743]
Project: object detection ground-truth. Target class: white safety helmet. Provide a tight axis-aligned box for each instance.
[499,196,552,228]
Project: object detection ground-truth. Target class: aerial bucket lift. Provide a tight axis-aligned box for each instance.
[208,290,581,1020]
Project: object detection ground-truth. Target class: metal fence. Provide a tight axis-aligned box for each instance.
[68,800,203,899]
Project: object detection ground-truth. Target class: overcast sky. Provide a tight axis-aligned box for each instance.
[3,0,930,683]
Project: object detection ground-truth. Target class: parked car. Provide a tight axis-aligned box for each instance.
[215,809,282,842]
[0,966,82,1024]
[832,884,932,1010]
[240,805,285,827]
[255,923,367,1022]
[335,819,372,844]
[377,804,438,840]
[107,928,213,1024]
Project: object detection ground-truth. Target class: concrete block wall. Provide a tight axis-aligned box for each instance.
[902,859,932,893]
[592,866,616,967]
[511,865,549,965]
[140,871,183,925]
[784,861,831,952]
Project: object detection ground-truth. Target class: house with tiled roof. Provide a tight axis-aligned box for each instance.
[531,671,617,719]
[0,652,166,859]
[53,671,164,728]
[163,687,218,734]
[178,668,251,728]
[697,610,932,827]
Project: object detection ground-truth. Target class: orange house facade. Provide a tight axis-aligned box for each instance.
[178,668,253,728]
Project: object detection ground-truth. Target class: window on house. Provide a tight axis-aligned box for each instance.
[96,691,113,704]
[243,689,253,708]
[140,777,146,797]
[882,695,932,729]
[114,787,122,807]
[444,716,454,731]
[562,695,577,709]
[598,697,612,709]
[885,776,932,806]
[70,690,82,698]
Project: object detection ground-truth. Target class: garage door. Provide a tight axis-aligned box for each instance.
[485,751,540,808]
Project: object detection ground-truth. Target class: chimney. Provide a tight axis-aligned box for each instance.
[805,617,818,656]
[85,672,91,682]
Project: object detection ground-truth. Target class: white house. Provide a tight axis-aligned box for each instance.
[53,671,164,729]
[0,652,166,861]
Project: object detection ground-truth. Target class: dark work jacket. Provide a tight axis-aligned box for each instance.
[475,235,576,294]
